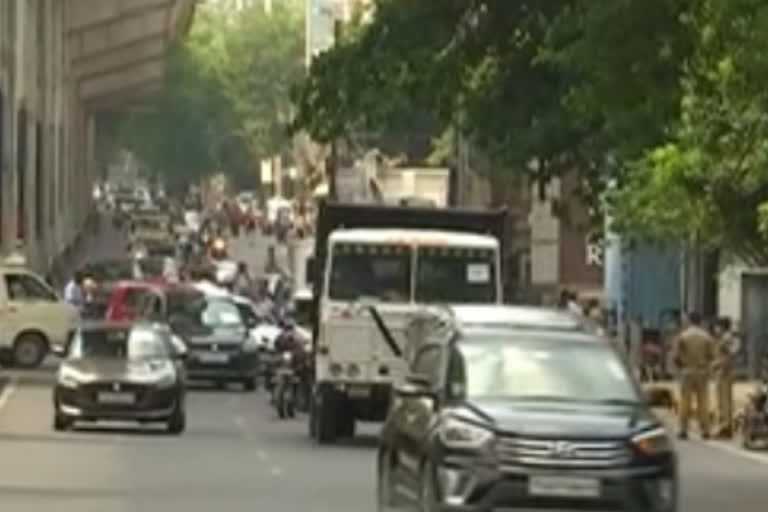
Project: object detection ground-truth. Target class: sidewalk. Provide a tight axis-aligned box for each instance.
[644,380,756,430]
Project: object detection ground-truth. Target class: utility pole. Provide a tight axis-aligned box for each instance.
[327,14,343,200]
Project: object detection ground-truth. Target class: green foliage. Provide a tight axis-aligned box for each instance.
[112,1,305,193]
[609,0,768,263]
[293,0,768,262]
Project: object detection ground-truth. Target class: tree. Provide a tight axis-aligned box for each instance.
[112,1,305,193]
[292,0,696,205]
[608,0,768,264]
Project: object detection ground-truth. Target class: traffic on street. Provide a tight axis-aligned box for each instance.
[4,1,768,512]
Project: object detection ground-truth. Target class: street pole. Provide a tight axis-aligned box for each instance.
[328,17,343,201]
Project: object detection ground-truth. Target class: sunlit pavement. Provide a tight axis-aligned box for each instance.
[0,374,376,512]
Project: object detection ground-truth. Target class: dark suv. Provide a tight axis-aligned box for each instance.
[377,319,677,512]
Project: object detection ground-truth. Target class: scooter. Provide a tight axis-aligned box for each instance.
[273,351,298,419]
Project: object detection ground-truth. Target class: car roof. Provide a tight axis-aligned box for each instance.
[447,304,585,331]
[78,320,159,333]
[329,228,499,248]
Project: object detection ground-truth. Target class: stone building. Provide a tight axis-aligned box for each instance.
[0,0,195,272]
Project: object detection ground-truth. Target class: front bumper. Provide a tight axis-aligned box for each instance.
[54,383,180,421]
[426,456,677,512]
[185,349,259,380]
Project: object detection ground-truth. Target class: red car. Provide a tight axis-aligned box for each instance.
[104,280,159,322]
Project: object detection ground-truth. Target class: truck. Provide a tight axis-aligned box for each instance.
[307,200,506,443]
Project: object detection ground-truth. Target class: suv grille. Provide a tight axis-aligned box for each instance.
[496,436,631,468]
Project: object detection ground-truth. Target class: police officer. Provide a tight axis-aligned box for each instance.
[713,317,739,438]
[672,311,716,439]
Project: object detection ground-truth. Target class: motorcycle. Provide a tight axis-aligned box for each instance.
[273,351,298,419]
[740,381,768,449]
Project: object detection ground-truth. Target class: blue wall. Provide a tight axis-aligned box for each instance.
[604,236,681,329]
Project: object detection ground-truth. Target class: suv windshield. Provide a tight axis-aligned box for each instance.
[71,328,167,360]
[328,243,410,302]
[449,335,639,403]
[415,246,496,303]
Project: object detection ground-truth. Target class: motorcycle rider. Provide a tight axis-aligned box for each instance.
[273,317,311,405]
[233,262,253,297]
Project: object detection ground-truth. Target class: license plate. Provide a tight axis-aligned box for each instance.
[198,352,229,364]
[97,392,135,405]
[528,476,600,498]
[347,385,370,398]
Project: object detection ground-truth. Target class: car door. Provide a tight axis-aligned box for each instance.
[3,272,71,343]
[394,344,445,486]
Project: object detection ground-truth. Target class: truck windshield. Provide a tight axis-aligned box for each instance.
[328,243,411,302]
[415,246,497,303]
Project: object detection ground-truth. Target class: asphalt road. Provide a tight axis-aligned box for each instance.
[2,374,768,512]
[2,232,767,511]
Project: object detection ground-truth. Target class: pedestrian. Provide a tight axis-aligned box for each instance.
[672,311,716,439]
[712,316,739,438]
[64,270,85,311]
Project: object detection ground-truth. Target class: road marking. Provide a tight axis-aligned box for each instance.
[0,379,18,413]
[700,439,768,466]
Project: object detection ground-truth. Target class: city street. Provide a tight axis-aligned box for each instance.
[1,374,768,511]
[2,231,767,511]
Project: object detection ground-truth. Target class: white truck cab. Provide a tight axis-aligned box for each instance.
[0,255,78,367]
[311,227,502,443]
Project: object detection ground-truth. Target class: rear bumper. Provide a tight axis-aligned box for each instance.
[185,351,259,380]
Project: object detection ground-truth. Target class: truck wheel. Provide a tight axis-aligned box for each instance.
[13,332,48,368]
[314,386,337,444]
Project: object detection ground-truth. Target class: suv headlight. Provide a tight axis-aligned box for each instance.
[437,416,494,450]
[58,366,95,388]
[632,427,672,455]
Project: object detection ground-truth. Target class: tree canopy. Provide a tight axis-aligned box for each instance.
[293,0,768,262]
[110,1,305,194]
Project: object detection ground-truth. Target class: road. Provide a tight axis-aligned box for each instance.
[1,373,768,512]
[1,232,767,511]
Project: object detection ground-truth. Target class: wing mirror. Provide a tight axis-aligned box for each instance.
[395,373,435,398]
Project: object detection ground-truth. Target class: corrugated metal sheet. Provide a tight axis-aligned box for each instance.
[622,244,681,328]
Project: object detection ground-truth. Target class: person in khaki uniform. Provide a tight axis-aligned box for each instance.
[672,311,716,439]
[712,317,739,438]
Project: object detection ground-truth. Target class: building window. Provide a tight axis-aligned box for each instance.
[35,122,43,238]
[17,107,27,240]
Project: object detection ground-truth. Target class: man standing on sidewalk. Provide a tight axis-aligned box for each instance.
[713,317,739,438]
[672,311,716,439]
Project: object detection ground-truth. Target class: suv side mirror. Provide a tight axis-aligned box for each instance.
[395,373,436,399]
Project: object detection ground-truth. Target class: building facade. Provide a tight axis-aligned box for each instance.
[0,0,195,273]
